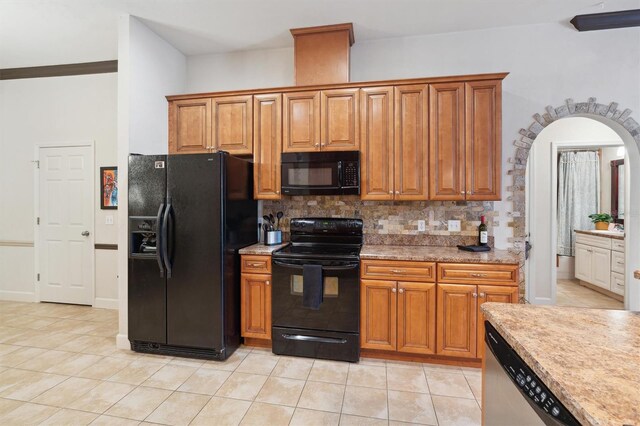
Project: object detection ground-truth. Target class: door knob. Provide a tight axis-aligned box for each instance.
[81,231,90,236]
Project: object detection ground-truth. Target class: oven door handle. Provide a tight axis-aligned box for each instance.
[281,334,348,344]
[273,260,359,271]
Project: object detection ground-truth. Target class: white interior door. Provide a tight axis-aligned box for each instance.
[38,146,94,305]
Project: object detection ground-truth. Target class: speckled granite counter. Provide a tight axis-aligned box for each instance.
[360,245,520,264]
[575,229,625,240]
[481,303,640,426]
[239,242,289,255]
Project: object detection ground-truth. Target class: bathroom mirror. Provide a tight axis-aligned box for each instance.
[611,159,624,223]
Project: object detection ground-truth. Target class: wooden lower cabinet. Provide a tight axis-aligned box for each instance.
[240,271,272,340]
[436,284,477,358]
[360,279,436,355]
[476,285,518,358]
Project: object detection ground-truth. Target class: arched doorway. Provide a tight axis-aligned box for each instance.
[508,98,640,311]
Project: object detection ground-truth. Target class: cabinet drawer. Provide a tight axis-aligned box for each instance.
[361,260,436,282]
[438,263,518,286]
[611,272,625,296]
[575,233,612,250]
[611,239,625,253]
[611,251,625,275]
[241,255,272,274]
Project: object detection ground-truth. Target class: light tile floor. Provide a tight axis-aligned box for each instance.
[556,279,624,309]
[0,301,482,425]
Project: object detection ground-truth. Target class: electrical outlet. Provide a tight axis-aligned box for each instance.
[448,220,461,232]
[417,220,426,232]
[105,215,114,225]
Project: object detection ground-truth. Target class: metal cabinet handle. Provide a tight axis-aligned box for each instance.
[250,263,264,267]
[395,191,400,194]
[616,261,624,265]
[479,292,486,297]
[265,280,270,286]
[391,288,397,293]
[389,191,393,194]
[398,288,404,294]
[276,190,280,194]
[391,269,406,274]
[314,143,320,147]
[470,273,487,278]
[81,231,90,236]
[472,292,478,298]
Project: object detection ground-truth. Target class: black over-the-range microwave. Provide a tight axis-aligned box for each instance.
[281,151,360,195]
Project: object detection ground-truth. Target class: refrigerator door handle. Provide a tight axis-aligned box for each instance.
[162,197,173,278]
[156,202,166,277]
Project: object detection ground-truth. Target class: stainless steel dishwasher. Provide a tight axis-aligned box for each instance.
[483,322,580,426]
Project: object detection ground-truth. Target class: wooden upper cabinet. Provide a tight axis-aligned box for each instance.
[360,86,394,200]
[283,91,321,152]
[397,282,436,355]
[361,279,397,351]
[321,88,360,151]
[436,283,477,358]
[476,285,518,358]
[429,83,465,201]
[394,85,429,200]
[169,98,212,154]
[240,273,272,339]
[253,94,282,199]
[465,80,502,200]
[212,95,253,155]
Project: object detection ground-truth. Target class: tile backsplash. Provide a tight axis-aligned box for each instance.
[263,196,496,246]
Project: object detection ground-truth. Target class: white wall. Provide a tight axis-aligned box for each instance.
[117,15,187,348]
[0,73,118,304]
[186,22,640,249]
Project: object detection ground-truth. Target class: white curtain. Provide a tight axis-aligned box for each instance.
[557,151,600,256]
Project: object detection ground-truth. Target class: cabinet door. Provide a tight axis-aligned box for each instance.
[591,247,611,289]
[321,88,360,151]
[283,91,321,152]
[360,87,394,200]
[397,282,436,355]
[212,95,253,155]
[394,85,429,200]
[465,80,501,200]
[169,98,212,154]
[429,83,465,200]
[361,279,397,351]
[241,273,272,339]
[436,284,477,358]
[476,285,518,358]
[574,243,592,282]
[253,94,282,200]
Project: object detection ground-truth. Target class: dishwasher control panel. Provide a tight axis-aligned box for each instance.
[485,322,580,426]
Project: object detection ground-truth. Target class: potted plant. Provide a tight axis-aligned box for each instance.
[588,213,613,230]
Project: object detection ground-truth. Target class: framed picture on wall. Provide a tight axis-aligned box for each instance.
[100,166,118,209]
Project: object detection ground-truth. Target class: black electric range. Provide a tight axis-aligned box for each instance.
[271,218,363,362]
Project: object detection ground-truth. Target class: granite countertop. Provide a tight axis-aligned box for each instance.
[239,242,289,255]
[360,245,520,264]
[481,303,640,426]
[575,229,625,240]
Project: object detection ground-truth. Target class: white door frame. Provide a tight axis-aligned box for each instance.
[34,141,96,305]
[526,139,623,305]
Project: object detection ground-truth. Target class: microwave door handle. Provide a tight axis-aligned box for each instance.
[337,161,342,188]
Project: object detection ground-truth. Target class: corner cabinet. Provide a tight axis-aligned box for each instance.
[240,255,272,341]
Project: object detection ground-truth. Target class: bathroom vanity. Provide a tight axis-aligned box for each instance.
[574,230,625,297]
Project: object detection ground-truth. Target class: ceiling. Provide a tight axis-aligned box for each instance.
[1,0,639,69]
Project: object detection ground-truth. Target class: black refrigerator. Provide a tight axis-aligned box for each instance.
[128,152,257,360]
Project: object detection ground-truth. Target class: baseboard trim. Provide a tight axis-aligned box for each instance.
[94,297,119,310]
[0,290,36,302]
[116,333,130,350]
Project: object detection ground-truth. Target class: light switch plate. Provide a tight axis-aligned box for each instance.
[417,220,426,232]
[105,215,114,225]
[448,220,461,232]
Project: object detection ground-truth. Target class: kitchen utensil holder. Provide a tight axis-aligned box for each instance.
[264,230,282,246]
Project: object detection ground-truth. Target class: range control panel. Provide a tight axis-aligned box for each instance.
[485,322,580,426]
